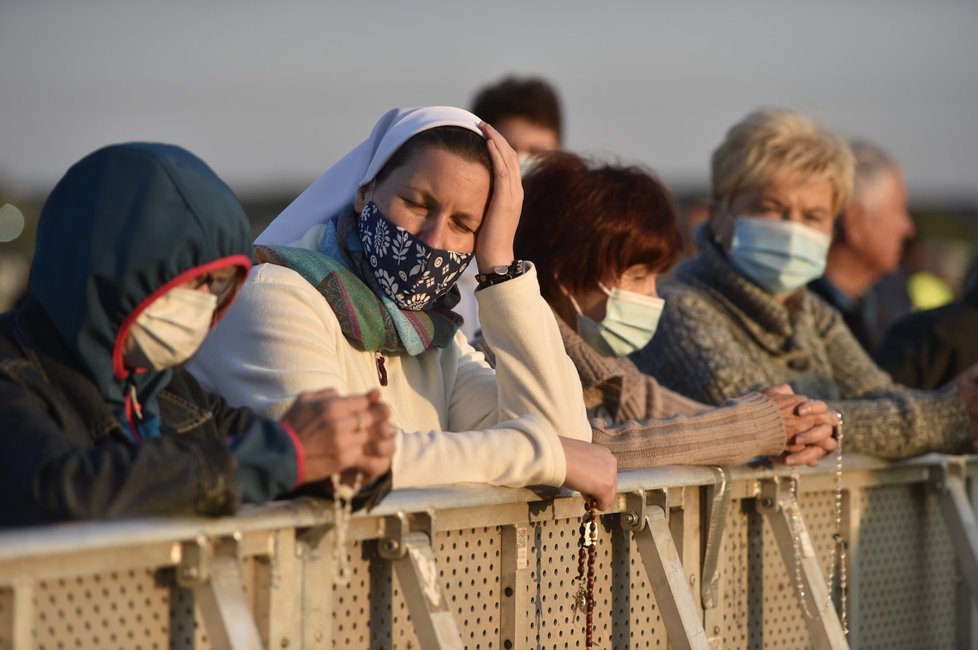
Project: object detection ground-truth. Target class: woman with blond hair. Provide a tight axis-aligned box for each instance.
[633,109,978,458]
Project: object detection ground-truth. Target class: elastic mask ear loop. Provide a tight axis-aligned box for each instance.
[559,284,585,317]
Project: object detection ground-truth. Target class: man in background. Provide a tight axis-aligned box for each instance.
[874,260,978,390]
[459,75,565,341]
[471,75,563,160]
[809,140,917,351]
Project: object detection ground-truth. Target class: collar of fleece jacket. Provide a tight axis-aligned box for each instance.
[28,142,253,420]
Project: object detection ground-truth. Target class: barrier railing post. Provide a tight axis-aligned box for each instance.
[3,579,32,650]
[296,523,336,648]
[176,533,263,650]
[254,528,301,649]
[621,489,710,650]
[932,460,978,611]
[756,477,848,650]
[500,523,531,650]
[701,469,731,649]
[958,462,978,648]
[380,511,464,650]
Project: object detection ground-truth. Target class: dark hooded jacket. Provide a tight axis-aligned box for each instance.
[0,143,303,526]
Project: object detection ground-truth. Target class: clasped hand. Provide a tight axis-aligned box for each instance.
[763,384,840,467]
[280,388,396,485]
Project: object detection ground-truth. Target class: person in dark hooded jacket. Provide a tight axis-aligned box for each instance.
[0,143,396,527]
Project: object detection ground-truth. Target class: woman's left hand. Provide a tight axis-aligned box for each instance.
[560,436,618,511]
[781,402,840,467]
[475,121,523,274]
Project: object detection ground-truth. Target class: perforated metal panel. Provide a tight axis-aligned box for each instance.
[331,539,375,648]
[530,515,609,648]
[384,527,504,650]
[33,570,171,650]
[332,528,504,649]
[720,499,751,649]
[2,459,975,650]
[23,556,266,650]
[617,523,670,648]
[169,585,208,650]
[332,514,674,648]
[759,490,838,649]
[718,491,844,650]
[856,484,958,649]
[524,512,671,649]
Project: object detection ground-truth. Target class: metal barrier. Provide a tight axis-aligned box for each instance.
[2,453,978,649]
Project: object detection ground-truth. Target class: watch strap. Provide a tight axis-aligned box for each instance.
[475,260,526,289]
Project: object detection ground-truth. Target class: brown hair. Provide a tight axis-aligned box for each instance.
[372,126,491,186]
[470,76,563,143]
[514,151,682,302]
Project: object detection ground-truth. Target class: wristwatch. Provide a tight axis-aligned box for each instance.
[475,260,526,290]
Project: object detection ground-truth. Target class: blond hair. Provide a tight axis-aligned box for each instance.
[711,109,855,215]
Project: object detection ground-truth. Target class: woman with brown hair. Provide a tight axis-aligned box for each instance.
[511,150,838,468]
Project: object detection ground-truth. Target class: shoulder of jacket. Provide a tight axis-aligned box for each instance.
[239,263,343,329]
[0,329,45,386]
[248,262,315,287]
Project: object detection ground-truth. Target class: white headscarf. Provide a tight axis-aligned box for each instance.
[255,106,484,246]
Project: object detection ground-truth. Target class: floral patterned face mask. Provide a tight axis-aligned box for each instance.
[357,202,473,311]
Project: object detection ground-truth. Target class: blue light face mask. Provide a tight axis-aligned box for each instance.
[727,217,831,295]
[568,283,665,357]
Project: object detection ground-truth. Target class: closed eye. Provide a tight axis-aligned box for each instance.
[451,217,477,234]
[399,195,428,212]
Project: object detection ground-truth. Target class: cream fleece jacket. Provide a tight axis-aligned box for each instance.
[189,235,590,490]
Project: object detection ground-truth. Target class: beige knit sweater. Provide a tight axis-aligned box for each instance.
[632,231,970,460]
[555,317,786,468]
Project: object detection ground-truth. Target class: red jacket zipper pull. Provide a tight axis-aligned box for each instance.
[124,382,143,441]
[375,354,388,386]
[129,383,143,420]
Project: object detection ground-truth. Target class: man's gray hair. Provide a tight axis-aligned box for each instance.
[850,139,899,197]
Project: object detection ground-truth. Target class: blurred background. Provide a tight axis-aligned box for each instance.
[2,0,976,312]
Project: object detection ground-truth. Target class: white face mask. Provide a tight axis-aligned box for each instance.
[125,288,217,371]
[568,283,665,357]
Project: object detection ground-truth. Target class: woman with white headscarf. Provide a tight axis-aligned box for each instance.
[190,107,617,508]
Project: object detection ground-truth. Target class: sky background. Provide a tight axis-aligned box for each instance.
[2,0,977,203]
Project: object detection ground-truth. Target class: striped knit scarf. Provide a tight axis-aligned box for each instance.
[254,207,462,356]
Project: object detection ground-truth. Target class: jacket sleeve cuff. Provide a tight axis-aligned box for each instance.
[229,419,302,503]
[279,422,306,488]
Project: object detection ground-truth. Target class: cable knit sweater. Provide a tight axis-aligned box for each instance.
[631,229,970,460]
[555,316,786,468]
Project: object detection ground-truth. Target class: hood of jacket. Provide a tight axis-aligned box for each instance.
[28,142,253,411]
